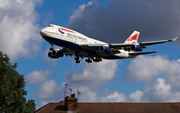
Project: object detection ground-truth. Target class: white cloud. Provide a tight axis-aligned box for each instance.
[82,90,97,102]
[26,70,54,84]
[64,58,121,103]
[124,55,180,90]
[26,69,63,109]
[129,78,180,102]
[77,86,126,102]
[144,78,172,102]
[70,1,93,20]
[0,0,43,61]
[129,90,143,102]
[124,55,169,81]
[65,60,118,89]
[125,55,180,102]
[36,80,57,99]
[177,59,180,62]
[106,91,127,102]
[64,58,127,103]
[0,0,9,9]
[164,60,180,90]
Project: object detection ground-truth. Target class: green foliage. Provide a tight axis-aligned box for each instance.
[0,51,36,113]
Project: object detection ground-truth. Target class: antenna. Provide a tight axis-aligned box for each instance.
[77,86,81,101]
[64,84,71,98]
[66,87,72,95]
[64,84,67,99]
[64,84,81,101]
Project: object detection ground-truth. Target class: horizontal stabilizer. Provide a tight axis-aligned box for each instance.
[129,51,157,56]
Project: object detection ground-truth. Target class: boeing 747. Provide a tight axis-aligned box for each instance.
[40,24,177,63]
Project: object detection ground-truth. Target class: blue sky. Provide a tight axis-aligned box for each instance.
[1,0,180,109]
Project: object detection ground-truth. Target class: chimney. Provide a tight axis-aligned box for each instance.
[71,94,75,98]
[65,94,78,112]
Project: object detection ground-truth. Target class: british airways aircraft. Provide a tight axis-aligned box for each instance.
[40,24,177,63]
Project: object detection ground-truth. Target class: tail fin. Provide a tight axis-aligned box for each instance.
[124,31,140,44]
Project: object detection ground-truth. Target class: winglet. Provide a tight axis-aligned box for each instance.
[171,37,178,41]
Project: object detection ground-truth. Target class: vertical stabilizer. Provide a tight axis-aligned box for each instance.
[124,31,140,44]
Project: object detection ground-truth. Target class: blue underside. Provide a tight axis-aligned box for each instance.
[42,36,122,59]
[43,36,86,52]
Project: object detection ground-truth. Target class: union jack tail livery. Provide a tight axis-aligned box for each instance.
[124,31,140,44]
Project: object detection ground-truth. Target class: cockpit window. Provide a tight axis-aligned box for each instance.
[48,25,53,27]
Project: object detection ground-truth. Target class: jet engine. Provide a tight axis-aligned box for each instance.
[99,46,111,52]
[48,52,59,58]
[48,49,64,59]
[130,44,142,51]
[52,49,64,57]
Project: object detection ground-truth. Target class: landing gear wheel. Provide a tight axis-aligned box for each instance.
[85,59,92,63]
[75,57,78,60]
[93,57,102,63]
[76,60,80,63]
[75,56,80,63]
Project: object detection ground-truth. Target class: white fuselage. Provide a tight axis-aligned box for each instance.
[40,24,135,59]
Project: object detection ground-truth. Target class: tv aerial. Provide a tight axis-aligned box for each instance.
[64,84,72,98]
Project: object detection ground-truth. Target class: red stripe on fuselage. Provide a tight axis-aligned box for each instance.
[61,28,73,32]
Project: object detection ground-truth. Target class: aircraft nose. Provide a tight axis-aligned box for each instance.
[40,29,45,36]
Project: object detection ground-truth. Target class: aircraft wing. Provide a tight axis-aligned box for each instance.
[80,37,178,51]
[109,43,133,49]
[110,37,178,49]
[79,37,178,54]
[80,43,132,50]
[129,51,157,56]
[139,37,178,46]
[79,44,119,57]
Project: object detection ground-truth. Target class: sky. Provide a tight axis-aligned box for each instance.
[1,0,180,109]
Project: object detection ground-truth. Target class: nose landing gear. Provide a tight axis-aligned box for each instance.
[50,43,54,51]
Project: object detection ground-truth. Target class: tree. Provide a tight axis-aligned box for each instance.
[0,51,35,113]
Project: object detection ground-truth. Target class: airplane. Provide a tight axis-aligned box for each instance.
[40,24,178,63]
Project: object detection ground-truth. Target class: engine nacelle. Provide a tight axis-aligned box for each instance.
[99,46,111,52]
[52,49,64,57]
[130,44,142,51]
[48,52,59,59]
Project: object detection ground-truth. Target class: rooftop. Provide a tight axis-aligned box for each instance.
[35,102,180,113]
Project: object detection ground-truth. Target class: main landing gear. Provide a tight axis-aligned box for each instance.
[75,57,80,63]
[85,58,92,63]
[93,57,102,63]
[84,57,102,63]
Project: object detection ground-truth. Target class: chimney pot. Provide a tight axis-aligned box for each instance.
[71,94,75,98]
